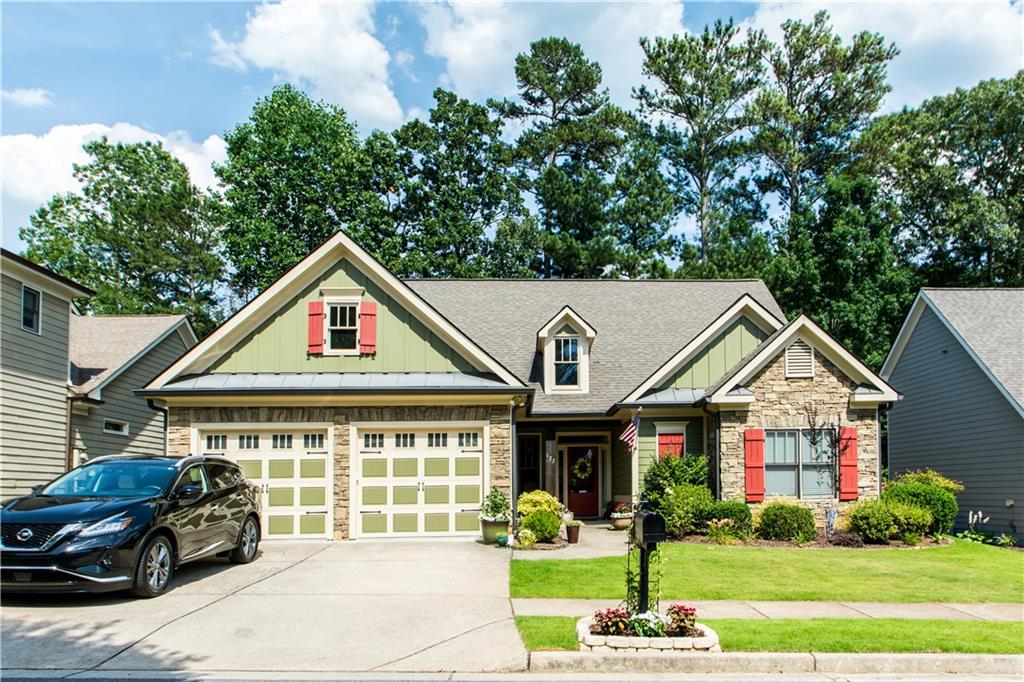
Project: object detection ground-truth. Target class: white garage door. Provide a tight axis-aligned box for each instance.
[353,427,485,538]
[199,427,333,540]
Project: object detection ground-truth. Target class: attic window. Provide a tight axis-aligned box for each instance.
[785,339,814,378]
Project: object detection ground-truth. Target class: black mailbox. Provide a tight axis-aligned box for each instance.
[632,509,666,548]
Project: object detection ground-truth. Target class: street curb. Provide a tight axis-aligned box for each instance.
[528,651,1024,675]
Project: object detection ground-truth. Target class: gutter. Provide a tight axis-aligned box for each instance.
[135,386,536,398]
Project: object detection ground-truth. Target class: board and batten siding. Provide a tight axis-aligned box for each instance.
[636,415,705,484]
[663,316,768,390]
[887,306,1024,540]
[0,273,71,497]
[72,329,190,461]
[210,258,475,374]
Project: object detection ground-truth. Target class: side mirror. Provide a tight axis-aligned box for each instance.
[174,485,204,503]
[30,484,44,495]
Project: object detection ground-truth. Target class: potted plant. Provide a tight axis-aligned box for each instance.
[610,502,632,530]
[565,519,582,544]
[480,487,510,544]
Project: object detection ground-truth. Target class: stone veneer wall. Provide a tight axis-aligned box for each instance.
[718,349,880,520]
[168,404,511,540]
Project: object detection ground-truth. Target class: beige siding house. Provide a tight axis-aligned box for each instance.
[0,249,93,497]
[140,229,899,541]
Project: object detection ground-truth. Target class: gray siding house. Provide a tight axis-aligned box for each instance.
[0,249,94,498]
[70,315,197,464]
[882,288,1024,540]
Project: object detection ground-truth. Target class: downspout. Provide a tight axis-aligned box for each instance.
[509,399,518,536]
[148,399,169,456]
[65,397,75,470]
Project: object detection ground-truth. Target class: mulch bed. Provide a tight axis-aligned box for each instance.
[517,537,570,551]
[670,535,953,550]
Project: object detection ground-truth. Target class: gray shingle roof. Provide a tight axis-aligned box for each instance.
[924,288,1024,408]
[70,315,187,394]
[405,279,785,414]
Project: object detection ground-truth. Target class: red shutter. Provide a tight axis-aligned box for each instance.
[657,433,685,459]
[307,300,324,355]
[838,426,859,501]
[744,428,765,502]
[359,301,377,354]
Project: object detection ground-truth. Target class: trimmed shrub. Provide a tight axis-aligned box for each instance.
[892,469,964,496]
[757,500,816,542]
[640,454,710,515]
[888,501,933,537]
[665,483,714,537]
[522,510,561,542]
[883,481,958,534]
[709,500,753,535]
[848,499,896,543]
[517,490,562,518]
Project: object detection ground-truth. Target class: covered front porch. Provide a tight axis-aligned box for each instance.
[512,409,711,518]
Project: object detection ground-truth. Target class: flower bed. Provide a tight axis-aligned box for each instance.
[575,618,720,653]
[576,605,721,653]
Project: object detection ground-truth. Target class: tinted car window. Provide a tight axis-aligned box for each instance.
[42,462,178,497]
[173,465,210,494]
[206,463,240,489]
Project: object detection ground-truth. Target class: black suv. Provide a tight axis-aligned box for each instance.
[0,455,261,597]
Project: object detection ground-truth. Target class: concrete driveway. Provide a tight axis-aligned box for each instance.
[1,540,527,674]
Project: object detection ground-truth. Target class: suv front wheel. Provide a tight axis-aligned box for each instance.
[132,535,174,598]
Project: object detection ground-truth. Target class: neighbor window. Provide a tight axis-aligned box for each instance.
[764,428,834,498]
[102,419,129,436]
[21,286,40,333]
[326,302,358,352]
[554,336,579,386]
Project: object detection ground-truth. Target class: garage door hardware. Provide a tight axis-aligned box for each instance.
[304,511,328,515]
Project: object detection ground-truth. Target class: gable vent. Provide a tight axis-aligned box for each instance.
[785,339,814,378]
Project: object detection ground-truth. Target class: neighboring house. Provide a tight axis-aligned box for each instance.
[882,288,1024,540]
[69,314,197,464]
[1,249,94,498]
[140,230,898,541]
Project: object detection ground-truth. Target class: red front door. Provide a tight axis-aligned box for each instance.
[567,446,599,517]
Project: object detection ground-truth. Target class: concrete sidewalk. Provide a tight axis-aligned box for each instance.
[513,598,1024,621]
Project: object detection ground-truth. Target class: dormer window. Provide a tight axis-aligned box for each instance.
[554,336,580,386]
[538,305,595,395]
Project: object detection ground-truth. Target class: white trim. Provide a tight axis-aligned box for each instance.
[1,254,92,301]
[881,291,1023,419]
[537,305,597,349]
[87,318,196,400]
[322,295,361,357]
[558,437,607,518]
[20,284,42,335]
[102,418,129,436]
[654,421,688,461]
[622,295,784,402]
[146,231,525,389]
[707,315,900,405]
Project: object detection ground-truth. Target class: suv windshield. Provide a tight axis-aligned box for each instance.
[41,461,179,498]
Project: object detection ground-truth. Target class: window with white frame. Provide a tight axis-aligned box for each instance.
[427,432,447,447]
[458,432,479,448]
[205,434,227,451]
[271,434,293,449]
[237,434,260,450]
[363,433,384,449]
[21,285,41,333]
[303,433,325,450]
[764,428,834,498]
[394,433,415,448]
[325,302,358,353]
[102,419,129,436]
[554,336,580,387]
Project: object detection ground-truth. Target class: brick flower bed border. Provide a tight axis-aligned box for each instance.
[576,617,721,653]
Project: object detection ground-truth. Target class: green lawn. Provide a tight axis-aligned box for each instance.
[511,540,1024,603]
[514,616,1024,654]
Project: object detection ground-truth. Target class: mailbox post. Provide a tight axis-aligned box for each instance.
[631,508,666,613]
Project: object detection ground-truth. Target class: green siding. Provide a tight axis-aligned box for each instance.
[636,417,705,483]
[208,257,476,373]
[662,317,768,390]
[612,437,631,497]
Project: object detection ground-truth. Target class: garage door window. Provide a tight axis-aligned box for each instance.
[238,434,259,449]
[363,433,384,449]
[304,433,325,449]
[395,433,415,448]
[272,434,293,449]
[427,433,448,447]
[205,434,227,451]
[458,432,479,448]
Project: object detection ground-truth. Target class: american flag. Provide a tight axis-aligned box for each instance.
[618,412,640,453]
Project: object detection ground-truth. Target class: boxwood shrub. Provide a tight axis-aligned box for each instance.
[708,500,753,535]
[883,481,957,534]
[848,499,896,543]
[640,454,709,515]
[665,483,714,537]
[756,500,816,542]
[521,510,561,543]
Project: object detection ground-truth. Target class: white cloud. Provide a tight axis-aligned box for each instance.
[1,123,226,246]
[745,1,1023,111]
[207,1,403,130]
[2,88,55,107]
[418,1,687,107]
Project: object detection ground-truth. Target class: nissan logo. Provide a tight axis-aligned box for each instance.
[16,528,33,542]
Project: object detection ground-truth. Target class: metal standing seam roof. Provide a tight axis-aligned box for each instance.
[405,279,785,414]
[923,288,1024,409]
[70,315,189,395]
[141,372,521,395]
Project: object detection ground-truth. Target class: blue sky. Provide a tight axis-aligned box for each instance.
[3,1,1021,251]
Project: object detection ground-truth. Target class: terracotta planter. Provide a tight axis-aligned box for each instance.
[610,516,631,530]
[566,524,581,544]
[480,518,509,544]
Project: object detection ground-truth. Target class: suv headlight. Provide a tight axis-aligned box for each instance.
[78,515,134,538]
